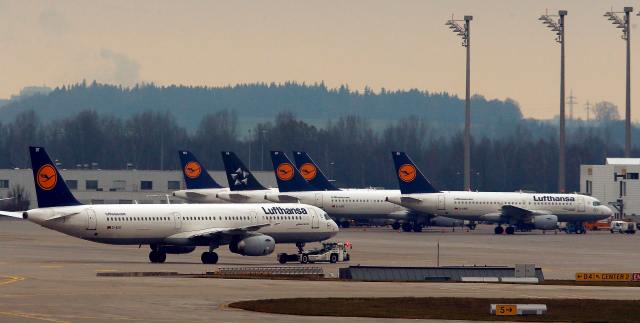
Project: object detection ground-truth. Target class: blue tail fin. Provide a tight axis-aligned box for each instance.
[221,151,267,191]
[178,151,224,189]
[270,151,316,192]
[391,151,440,194]
[29,146,82,208]
[292,151,339,191]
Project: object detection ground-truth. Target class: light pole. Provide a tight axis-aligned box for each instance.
[329,162,335,181]
[260,129,266,170]
[247,129,252,169]
[605,7,633,157]
[539,10,567,193]
[445,15,472,191]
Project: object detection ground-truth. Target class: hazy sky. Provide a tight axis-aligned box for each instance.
[2,0,640,119]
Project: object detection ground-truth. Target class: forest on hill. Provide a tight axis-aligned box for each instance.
[0,81,523,138]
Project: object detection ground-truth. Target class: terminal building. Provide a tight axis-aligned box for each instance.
[0,169,276,209]
[580,158,640,220]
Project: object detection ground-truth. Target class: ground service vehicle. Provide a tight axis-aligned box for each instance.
[610,220,636,234]
[278,241,351,264]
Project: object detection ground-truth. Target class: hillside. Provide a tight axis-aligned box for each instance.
[0,82,523,138]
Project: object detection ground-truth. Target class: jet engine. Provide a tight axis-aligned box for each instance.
[531,214,558,230]
[229,235,275,256]
[161,245,196,254]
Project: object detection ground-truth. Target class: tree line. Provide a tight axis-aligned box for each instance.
[0,109,636,194]
[0,81,523,139]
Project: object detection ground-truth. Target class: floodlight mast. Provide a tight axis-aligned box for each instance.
[445,15,473,191]
[539,10,567,193]
[605,7,633,157]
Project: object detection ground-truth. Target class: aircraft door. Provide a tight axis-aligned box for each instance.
[437,194,445,210]
[250,211,258,225]
[86,209,97,230]
[315,193,323,208]
[576,197,585,212]
[310,209,320,229]
[173,212,182,229]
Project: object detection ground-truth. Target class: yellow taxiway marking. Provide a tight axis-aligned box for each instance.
[0,310,70,323]
[40,265,63,269]
[0,275,25,286]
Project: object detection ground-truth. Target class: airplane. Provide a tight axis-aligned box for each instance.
[268,150,454,231]
[218,151,278,202]
[292,151,339,191]
[292,151,469,230]
[171,150,230,203]
[0,147,338,264]
[172,150,278,203]
[386,151,613,234]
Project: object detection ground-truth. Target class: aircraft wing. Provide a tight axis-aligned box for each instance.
[184,191,208,198]
[169,223,273,240]
[0,211,23,219]
[501,205,551,222]
[226,193,252,201]
[273,194,300,203]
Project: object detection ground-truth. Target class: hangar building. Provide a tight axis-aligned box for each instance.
[580,158,640,220]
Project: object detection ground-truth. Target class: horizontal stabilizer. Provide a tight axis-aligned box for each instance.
[0,211,24,219]
[45,211,82,221]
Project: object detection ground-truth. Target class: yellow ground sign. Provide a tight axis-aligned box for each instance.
[495,304,517,316]
[575,273,631,281]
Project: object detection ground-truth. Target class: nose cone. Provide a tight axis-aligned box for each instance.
[600,206,614,218]
[329,219,339,234]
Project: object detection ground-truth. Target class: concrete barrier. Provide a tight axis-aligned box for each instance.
[460,277,500,282]
[501,277,539,284]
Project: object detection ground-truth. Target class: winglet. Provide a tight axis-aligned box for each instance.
[292,151,339,191]
[221,151,267,191]
[29,146,82,208]
[391,151,440,194]
[178,151,224,189]
[270,151,316,192]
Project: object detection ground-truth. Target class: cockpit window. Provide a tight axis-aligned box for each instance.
[324,214,331,220]
[592,201,601,206]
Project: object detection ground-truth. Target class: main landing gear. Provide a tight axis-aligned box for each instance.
[149,245,167,263]
[494,225,516,235]
[392,222,422,232]
[201,243,219,264]
[149,250,167,263]
[201,251,218,264]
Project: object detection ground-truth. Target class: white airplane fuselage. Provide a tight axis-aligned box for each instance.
[23,203,338,245]
[173,188,464,226]
[266,189,408,221]
[388,191,612,223]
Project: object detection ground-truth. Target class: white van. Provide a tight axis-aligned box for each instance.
[610,220,636,234]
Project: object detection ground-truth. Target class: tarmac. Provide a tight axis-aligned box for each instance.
[1,219,639,322]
